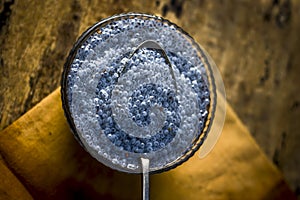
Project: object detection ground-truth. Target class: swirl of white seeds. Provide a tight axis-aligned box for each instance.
[66,15,211,173]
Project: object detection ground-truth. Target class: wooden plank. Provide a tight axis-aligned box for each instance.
[0,88,296,199]
[0,155,33,200]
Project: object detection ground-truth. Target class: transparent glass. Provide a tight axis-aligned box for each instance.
[61,13,225,176]
[198,50,226,158]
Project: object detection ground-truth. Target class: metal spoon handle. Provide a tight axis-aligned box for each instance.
[141,157,150,200]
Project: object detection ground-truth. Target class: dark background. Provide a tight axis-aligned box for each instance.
[1,0,299,198]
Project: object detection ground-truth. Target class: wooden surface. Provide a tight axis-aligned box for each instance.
[1,0,300,197]
[0,88,296,200]
[0,156,33,200]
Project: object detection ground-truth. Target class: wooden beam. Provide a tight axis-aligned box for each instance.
[0,88,296,199]
[0,155,33,200]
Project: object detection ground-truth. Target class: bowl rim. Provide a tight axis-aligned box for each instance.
[61,12,217,174]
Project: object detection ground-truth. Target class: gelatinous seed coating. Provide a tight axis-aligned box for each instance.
[63,14,212,173]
